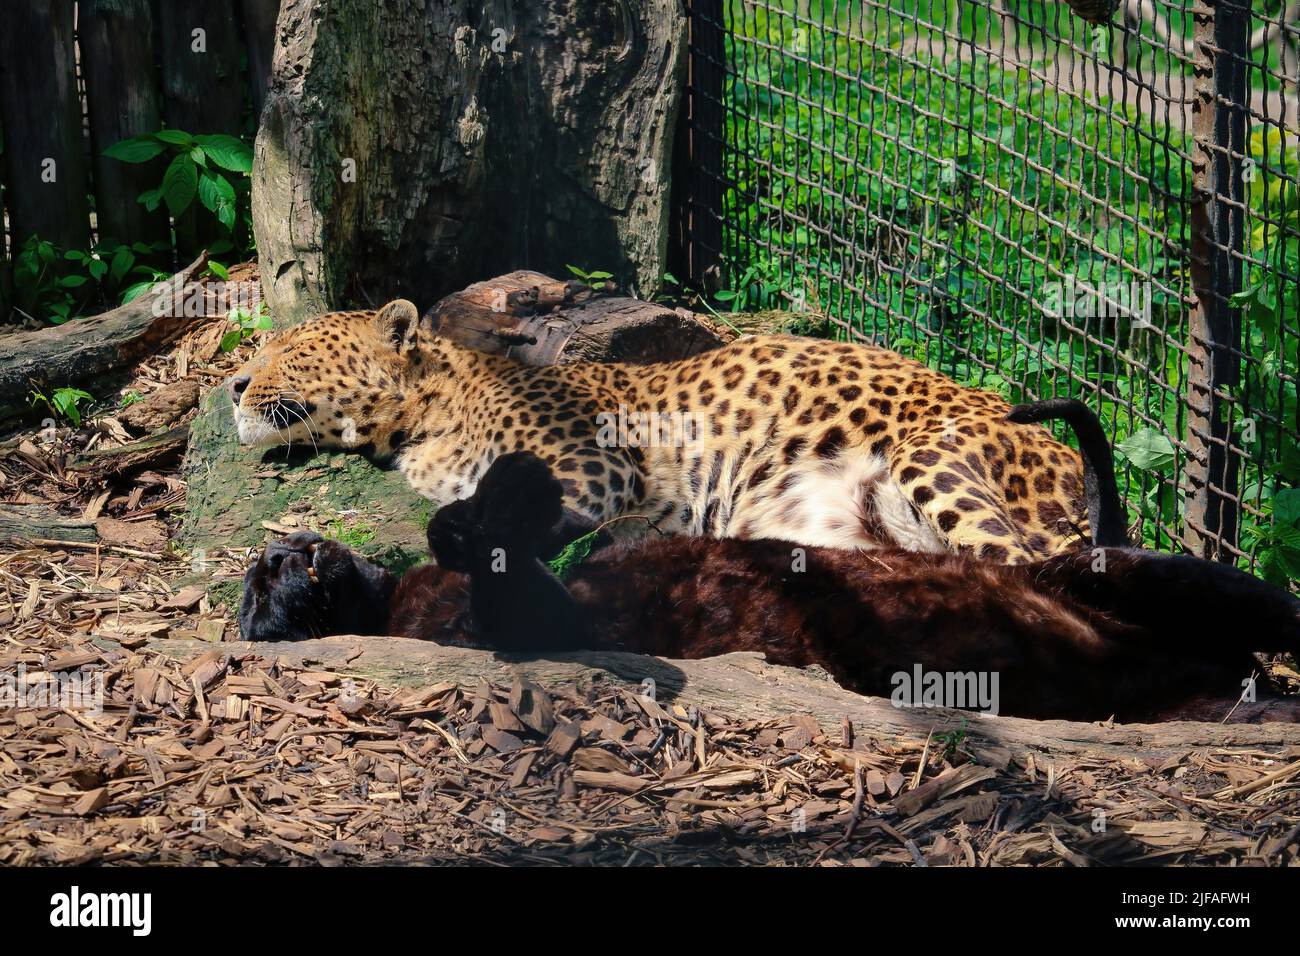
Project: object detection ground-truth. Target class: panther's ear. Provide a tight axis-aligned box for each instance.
[372,299,420,354]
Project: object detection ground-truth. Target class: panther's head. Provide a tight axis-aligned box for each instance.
[228,299,422,457]
[238,531,396,641]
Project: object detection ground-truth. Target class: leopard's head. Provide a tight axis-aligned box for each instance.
[228,299,422,457]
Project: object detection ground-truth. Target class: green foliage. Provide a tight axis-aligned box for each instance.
[12,235,173,322]
[105,129,254,247]
[29,386,94,428]
[119,390,144,409]
[324,516,378,550]
[221,302,274,352]
[547,530,599,582]
[565,264,615,285]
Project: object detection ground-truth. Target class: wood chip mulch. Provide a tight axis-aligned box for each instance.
[3,560,1300,867]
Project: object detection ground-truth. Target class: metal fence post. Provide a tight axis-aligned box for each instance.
[673,0,725,292]
[1186,0,1250,560]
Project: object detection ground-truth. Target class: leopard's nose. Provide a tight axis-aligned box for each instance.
[228,375,251,404]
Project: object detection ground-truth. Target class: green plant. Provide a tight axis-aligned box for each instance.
[29,386,94,427]
[105,129,254,252]
[565,264,615,285]
[547,529,600,581]
[324,516,377,550]
[119,390,144,409]
[221,303,274,352]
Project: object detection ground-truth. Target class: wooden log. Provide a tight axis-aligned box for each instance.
[132,637,1300,760]
[0,0,91,252]
[241,0,281,123]
[252,0,686,324]
[118,379,201,434]
[426,271,724,365]
[72,423,191,478]
[79,0,171,249]
[157,0,246,258]
[0,504,96,547]
[0,254,207,422]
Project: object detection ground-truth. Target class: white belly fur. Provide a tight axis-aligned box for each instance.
[734,448,947,552]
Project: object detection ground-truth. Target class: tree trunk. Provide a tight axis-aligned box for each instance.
[252,0,686,324]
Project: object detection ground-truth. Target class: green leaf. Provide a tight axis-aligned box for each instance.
[547,530,599,582]
[87,259,108,282]
[1273,488,1300,528]
[206,260,230,281]
[109,246,134,285]
[195,134,253,173]
[197,171,237,230]
[154,129,195,147]
[104,136,167,163]
[138,188,163,212]
[219,329,243,352]
[161,154,198,216]
[121,280,158,304]
[1116,428,1176,473]
[59,275,88,288]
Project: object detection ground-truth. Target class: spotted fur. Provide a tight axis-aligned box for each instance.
[230,299,1090,561]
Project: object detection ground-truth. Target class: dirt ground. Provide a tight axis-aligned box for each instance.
[2,269,1299,866]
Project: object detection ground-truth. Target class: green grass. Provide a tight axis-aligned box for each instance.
[714,0,1299,581]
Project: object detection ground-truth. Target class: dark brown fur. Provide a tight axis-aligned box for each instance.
[242,453,1300,724]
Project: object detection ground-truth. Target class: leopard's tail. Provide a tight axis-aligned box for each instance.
[1007,397,1127,548]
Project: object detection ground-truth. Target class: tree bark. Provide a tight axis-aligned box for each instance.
[252,0,686,324]
[0,505,96,547]
[0,255,207,423]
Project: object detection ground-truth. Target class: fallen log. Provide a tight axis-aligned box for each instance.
[426,270,724,364]
[71,423,190,479]
[118,379,200,435]
[133,636,1300,760]
[0,504,96,546]
[0,253,208,424]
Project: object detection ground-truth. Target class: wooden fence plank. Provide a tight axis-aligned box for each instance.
[80,0,171,250]
[156,0,246,258]
[241,0,281,124]
[0,0,91,253]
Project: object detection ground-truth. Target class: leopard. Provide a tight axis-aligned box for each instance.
[229,298,1095,562]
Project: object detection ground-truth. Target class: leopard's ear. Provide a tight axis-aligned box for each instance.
[372,299,420,354]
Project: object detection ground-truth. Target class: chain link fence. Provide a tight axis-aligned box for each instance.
[675,0,1299,581]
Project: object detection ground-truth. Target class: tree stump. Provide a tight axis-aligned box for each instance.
[252,0,686,324]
